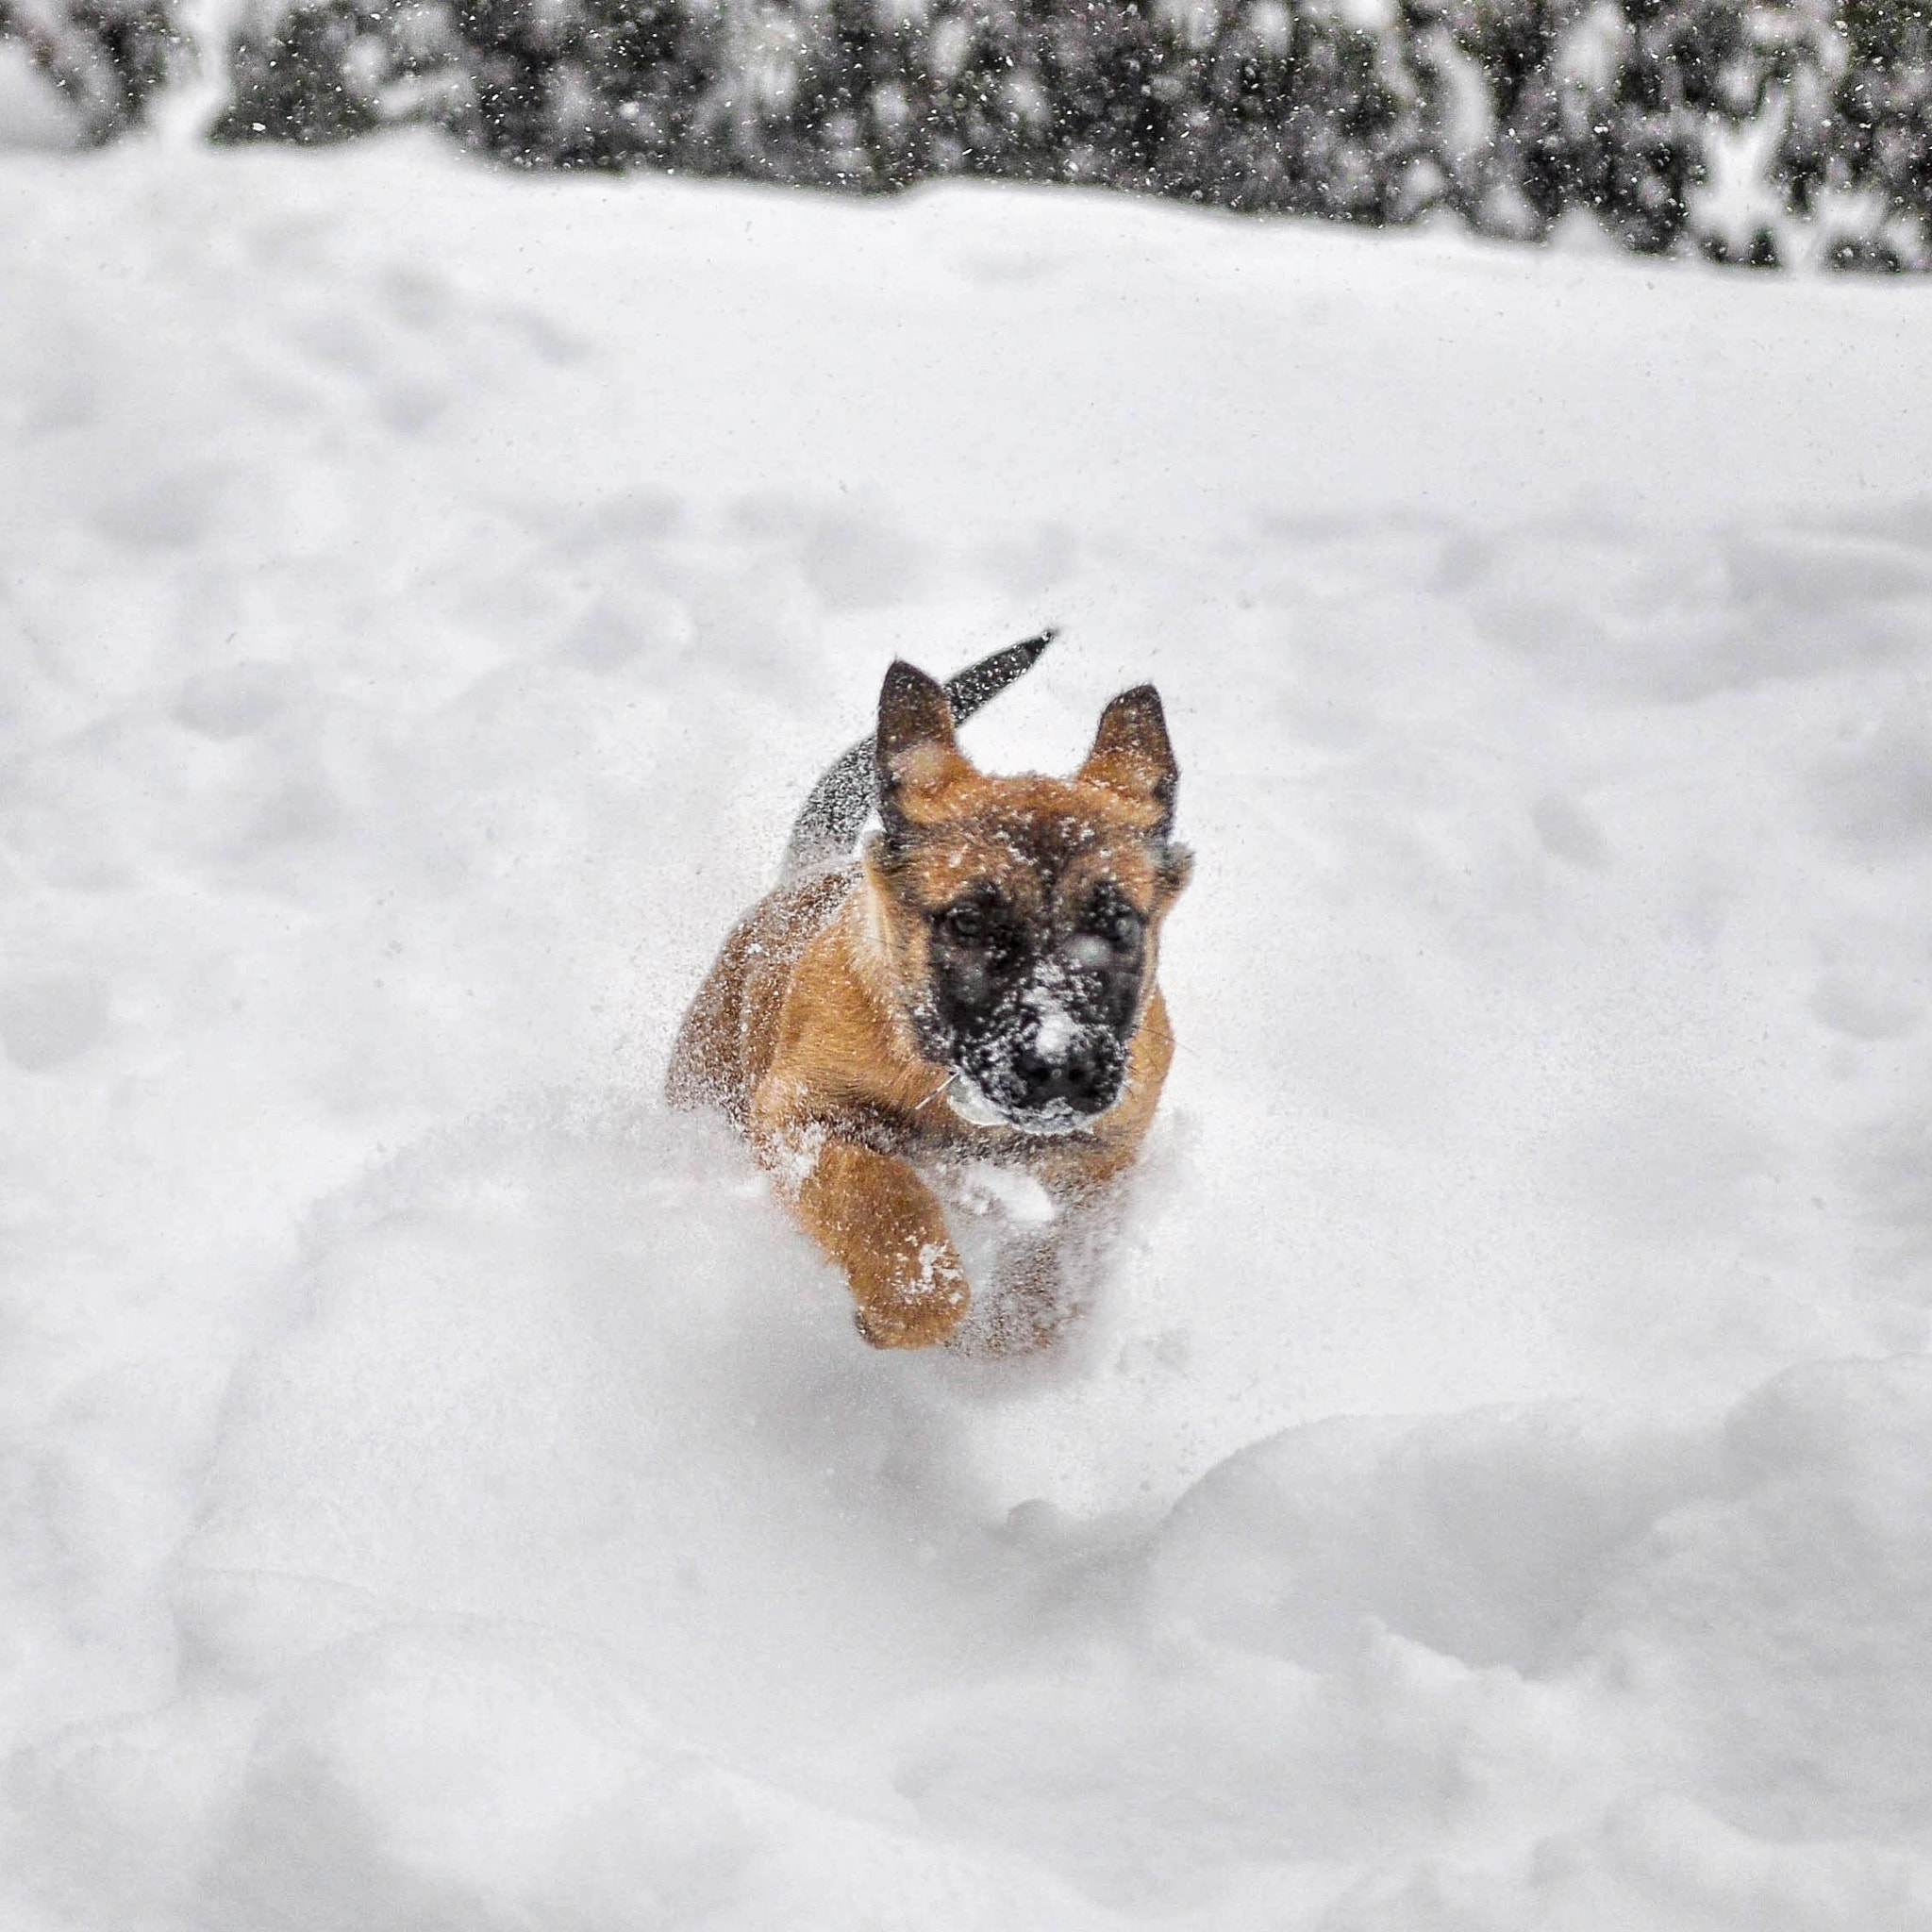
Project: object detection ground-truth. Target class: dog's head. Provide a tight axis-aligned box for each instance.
[863,659,1191,1136]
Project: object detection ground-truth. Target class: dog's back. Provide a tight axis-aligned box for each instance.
[778,630,1055,880]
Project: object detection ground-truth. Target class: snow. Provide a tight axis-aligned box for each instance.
[4,133,1932,1927]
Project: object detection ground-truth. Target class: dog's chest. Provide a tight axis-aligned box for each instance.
[930,1158,1058,1229]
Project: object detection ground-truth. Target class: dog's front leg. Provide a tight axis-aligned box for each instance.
[978,1228,1077,1356]
[978,1183,1118,1356]
[791,1140,970,1348]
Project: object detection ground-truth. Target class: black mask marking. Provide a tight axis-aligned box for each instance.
[919,876,1148,1133]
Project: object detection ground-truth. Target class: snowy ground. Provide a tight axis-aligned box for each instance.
[4,133,1932,1928]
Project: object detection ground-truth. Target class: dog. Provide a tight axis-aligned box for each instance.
[667,635,1189,1351]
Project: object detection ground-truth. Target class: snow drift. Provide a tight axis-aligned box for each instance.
[3,138,1931,1927]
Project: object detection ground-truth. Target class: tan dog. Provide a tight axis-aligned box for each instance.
[668,641,1189,1350]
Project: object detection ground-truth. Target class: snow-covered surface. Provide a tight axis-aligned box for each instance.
[5,136,1932,1927]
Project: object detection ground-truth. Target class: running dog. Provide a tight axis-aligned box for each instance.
[667,635,1189,1350]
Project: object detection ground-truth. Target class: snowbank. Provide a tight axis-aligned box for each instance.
[3,138,1930,1927]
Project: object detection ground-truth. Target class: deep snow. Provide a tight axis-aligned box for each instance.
[3,134,1931,1928]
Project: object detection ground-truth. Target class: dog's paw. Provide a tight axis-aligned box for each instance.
[852,1252,970,1349]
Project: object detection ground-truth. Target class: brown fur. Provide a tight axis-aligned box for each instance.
[667,670,1188,1351]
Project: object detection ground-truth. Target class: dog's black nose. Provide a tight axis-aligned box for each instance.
[1012,1037,1118,1114]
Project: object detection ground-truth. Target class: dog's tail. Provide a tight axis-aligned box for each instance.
[779,629,1056,881]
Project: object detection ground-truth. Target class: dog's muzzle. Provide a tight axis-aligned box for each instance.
[948,1016,1127,1137]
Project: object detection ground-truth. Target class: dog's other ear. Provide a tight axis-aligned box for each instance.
[875,659,975,833]
[1078,685,1177,835]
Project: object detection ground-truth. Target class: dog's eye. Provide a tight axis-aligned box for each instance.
[938,902,993,946]
[1080,888,1143,950]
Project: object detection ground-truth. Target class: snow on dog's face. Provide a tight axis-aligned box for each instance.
[863,662,1190,1137]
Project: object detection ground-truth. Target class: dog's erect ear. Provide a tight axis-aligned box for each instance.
[875,659,975,832]
[1078,685,1177,834]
